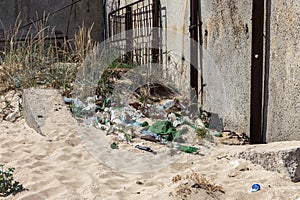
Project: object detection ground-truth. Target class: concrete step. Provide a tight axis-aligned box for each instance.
[235,141,300,182]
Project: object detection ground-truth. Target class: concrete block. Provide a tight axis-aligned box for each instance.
[22,88,76,139]
[235,141,300,182]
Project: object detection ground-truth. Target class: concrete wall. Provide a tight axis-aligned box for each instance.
[199,0,300,141]
[200,0,252,134]
[266,0,300,142]
[160,0,191,94]
[0,0,104,42]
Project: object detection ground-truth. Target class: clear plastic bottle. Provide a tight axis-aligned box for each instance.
[163,99,176,110]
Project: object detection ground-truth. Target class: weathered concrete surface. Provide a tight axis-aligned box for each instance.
[235,141,300,182]
[266,0,300,142]
[0,0,104,42]
[200,0,252,134]
[22,88,77,141]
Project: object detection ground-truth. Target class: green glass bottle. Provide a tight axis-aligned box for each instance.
[177,145,198,153]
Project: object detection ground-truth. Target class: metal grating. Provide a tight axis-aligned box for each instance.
[108,0,162,65]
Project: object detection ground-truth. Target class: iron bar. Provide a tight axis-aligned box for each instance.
[125,6,133,63]
[190,0,199,99]
[152,0,160,63]
[250,0,265,144]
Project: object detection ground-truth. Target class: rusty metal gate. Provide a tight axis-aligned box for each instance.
[108,0,162,65]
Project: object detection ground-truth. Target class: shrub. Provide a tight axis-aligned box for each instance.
[0,164,24,196]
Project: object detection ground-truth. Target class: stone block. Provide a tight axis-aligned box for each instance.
[236,142,300,182]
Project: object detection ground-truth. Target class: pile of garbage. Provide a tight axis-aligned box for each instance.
[66,60,248,156]
[64,90,222,156]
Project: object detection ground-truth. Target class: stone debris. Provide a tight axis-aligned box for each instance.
[0,90,22,123]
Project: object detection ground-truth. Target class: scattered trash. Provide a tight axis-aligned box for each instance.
[110,142,119,149]
[0,91,22,122]
[195,118,205,128]
[135,145,156,154]
[149,120,178,141]
[212,131,223,137]
[67,92,222,158]
[5,109,19,122]
[251,183,260,192]
[129,102,141,110]
[118,133,125,141]
[163,98,176,110]
[139,121,149,127]
[176,144,198,153]
[167,113,177,122]
[140,130,162,143]
[173,120,181,127]
[141,135,160,143]
[67,73,243,159]
[63,97,73,104]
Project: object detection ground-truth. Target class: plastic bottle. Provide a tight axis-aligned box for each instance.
[163,99,176,110]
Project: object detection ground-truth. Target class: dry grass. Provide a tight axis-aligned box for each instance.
[170,173,225,199]
[0,14,95,96]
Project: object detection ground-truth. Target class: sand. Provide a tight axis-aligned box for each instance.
[1,92,300,199]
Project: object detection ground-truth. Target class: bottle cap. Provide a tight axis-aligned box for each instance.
[251,183,260,192]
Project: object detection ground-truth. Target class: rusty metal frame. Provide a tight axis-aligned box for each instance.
[108,0,162,65]
[190,0,199,100]
[152,0,160,63]
[125,6,133,62]
[250,0,265,144]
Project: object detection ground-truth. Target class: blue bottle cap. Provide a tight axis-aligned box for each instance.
[251,183,260,192]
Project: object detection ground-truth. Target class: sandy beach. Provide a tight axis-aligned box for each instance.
[1,90,300,200]
[1,121,300,199]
